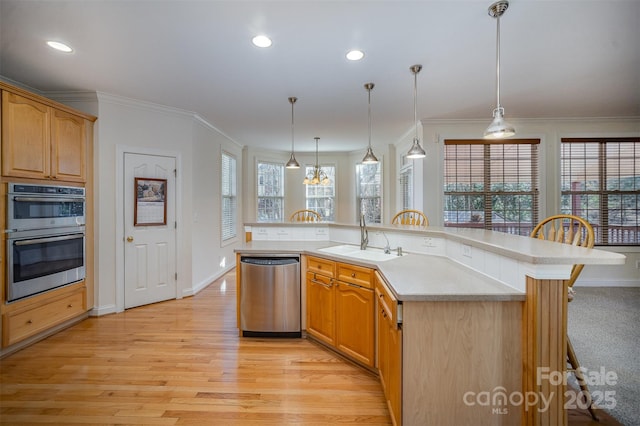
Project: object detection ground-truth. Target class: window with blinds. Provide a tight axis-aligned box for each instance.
[257,161,284,222]
[221,152,237,241]
[305,165,336,221]
[561,137,639,245]
[399,165,413,211]
[444,139,539,236]
[356,162,382,223]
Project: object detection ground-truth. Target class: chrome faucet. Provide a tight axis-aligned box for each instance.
[360,213,368,250]
[382,231,391,254]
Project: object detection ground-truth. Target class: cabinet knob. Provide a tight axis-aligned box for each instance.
[126,236,134,243]
[27,319,33,324]
[351,273,356,278]
[68,304,73,308]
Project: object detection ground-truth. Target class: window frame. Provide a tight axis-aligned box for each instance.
[221,151,237,242]
[443,138,540,236]
[257,161,285,223]
[561,137,639,246]
[356,162,383,224]
[304,164,336,221]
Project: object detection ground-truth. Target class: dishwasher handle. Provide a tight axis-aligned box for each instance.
[240,256,299,266]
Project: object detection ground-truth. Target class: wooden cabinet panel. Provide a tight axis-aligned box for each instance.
[51,108,86,182]
[1,91,51,179]
[337,262,373,289]
[375,272,402,426]
[1,90,87,182]
[335,281,374,367]
[3,287,86,347]
[306,271,335,346]
[306,256,335,278]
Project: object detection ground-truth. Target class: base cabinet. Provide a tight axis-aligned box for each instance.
[305,256,375,368]
[375,272,402,426]
[335,280,374,367]
[2,284,86,347]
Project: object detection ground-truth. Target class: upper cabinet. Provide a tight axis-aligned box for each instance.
[2,90,88,182]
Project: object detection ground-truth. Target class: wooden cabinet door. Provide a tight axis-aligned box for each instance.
[377,298,390,390]
[335,281,374,367]
[51,108,86,182]
[1,91,51,179]
[388,324,402,425]
[306,272,335,346]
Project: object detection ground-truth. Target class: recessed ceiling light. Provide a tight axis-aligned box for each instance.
[346,50,364,61]
[46,40,73,53]
[252,35,272,48]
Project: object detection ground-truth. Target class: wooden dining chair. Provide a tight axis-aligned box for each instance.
[391,209,429,226]
[530,214,598,420]
[289,209,322,223]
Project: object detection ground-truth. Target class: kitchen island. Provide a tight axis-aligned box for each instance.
[235,223,624,426]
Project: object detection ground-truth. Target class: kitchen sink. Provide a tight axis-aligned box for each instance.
[318,244,402,262]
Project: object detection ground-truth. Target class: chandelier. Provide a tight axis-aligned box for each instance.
[303,137,330,185]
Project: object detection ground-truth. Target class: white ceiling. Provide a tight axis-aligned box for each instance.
[1,0,638,153]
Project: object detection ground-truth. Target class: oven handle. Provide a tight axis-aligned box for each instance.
[13,196,84,203]
[14,233,84,246]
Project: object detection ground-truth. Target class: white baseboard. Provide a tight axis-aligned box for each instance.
[182,264,237,297]
[90,304,117,316]
[574,279,640,287]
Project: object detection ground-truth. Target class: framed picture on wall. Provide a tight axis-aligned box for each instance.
[134,177,167,226]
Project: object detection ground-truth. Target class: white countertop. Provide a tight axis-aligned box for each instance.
[236,240,525,302]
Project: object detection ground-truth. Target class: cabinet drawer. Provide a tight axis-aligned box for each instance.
[307,256,336,278]
[3,288,86,346]
[338,263,373,289]
[375,271,398,326]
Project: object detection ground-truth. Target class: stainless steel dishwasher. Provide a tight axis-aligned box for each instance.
[240,255,301,337]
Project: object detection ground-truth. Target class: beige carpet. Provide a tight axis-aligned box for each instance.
[568,286,640,426]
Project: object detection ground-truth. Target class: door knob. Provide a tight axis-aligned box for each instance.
[126,236,134,242]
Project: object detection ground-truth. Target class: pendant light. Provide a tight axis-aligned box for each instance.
[285,97,301,169]
[484,0,516,139]
[303,137,330,185]
[406,65,426,159]
[362,83,379,164]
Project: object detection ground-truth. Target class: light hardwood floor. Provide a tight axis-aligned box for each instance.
[0,271,390,425]
[0,270,623,425]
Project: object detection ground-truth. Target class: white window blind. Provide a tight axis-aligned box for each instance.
[561,137,639,245]
[356,162,382,223]
[305,165,336,221]
[257,161,284,222]
[221,152,237,241]
[399,165,413,211]
[444,139,539,236]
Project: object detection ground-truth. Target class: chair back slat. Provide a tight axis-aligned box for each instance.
[289,209,321,223]
[530,214,595,288]
[392,210,429,227]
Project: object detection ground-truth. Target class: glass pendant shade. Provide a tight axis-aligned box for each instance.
[362,83,379,164]
[407,65,426,159]
[286,96,301,169]
[484,1,515,139]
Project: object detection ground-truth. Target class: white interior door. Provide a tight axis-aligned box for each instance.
[124,152,177,309]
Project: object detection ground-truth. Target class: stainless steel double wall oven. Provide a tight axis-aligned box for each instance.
[5,183,86,302]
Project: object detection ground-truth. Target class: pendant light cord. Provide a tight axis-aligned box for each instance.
[414,69,418,139]
[495,14,501,111]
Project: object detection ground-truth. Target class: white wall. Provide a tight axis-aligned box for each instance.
[53,92,243,314]
[414,117,640,286]
[48,86,640,291]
